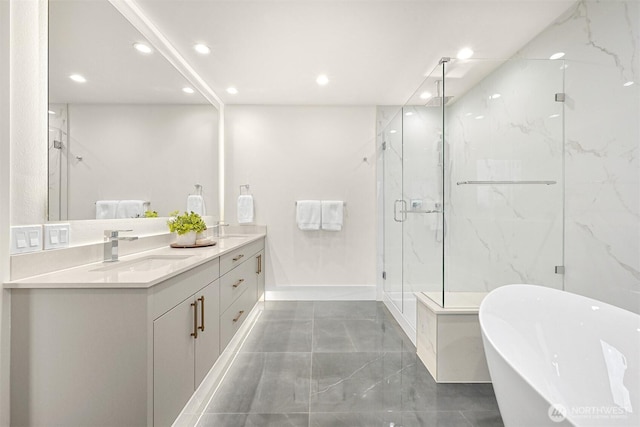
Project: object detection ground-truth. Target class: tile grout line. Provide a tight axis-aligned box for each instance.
[308,302,315,427]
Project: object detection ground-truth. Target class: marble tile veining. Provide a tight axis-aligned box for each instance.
[192,302,503,427]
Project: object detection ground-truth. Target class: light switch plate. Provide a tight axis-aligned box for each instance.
[44,223,71,250]
[11,225,43,254]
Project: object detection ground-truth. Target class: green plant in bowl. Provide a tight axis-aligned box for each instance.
[144,210,159,218]
[167,211,207,235]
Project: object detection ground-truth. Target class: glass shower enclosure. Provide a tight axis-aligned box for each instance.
[380,57,565,337]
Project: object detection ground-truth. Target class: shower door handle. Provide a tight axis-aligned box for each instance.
[394,200,407,222]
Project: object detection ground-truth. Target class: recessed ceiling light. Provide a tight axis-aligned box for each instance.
[457,47,474,60]
[194,44,211,55]
[489,93,501,99]
[550,52,565,60]
[226,87,238,95]
[623,81,634,87]
[405,111,414,116]
[316,75,329,86]
[475,115,485,120]
[182,87,195,94]
[549,114,560,119]
[133,42,152,54]
[48,110,56,115]
[69,74,86,83]
[419,91,433,100]
[465,112,473,117]
[389,130,397,134]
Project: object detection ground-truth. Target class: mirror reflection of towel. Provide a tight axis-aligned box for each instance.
[96,200,118,219]
[116,200,146,218]
[238,195,254,224]
[187,195,206,216]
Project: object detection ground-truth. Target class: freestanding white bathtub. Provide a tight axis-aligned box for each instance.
[479,285,640,427]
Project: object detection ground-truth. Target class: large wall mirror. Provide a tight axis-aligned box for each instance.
[48,0,219,221]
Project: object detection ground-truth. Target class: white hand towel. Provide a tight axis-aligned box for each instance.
[96,200,118,219]
[296,200,321,231]
[321,200,344,231]
[237,195,254,224]
[187,195,206,216]
[116,200,146,218]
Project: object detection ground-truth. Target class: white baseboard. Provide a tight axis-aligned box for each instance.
[383,293,417,346]
[265,284,376,301]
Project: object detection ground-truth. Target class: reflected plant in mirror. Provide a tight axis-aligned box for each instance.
[47,0,219,221]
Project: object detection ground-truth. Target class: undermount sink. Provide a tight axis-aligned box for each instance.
[91,255,193,273]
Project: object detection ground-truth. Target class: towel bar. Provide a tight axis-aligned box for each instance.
[295,201,346,206]
[95,201,150,206]
[456,180,556,185]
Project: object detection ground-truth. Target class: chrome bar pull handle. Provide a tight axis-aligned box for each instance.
[232,279,245,288]
[232,254,244,262]
[400,200,408,222]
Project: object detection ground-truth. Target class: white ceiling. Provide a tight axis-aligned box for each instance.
[49,0,576,106]
[135,0,576,105]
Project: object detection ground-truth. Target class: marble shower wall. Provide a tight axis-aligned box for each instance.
[444,59,565,295]
[516,0,639,313]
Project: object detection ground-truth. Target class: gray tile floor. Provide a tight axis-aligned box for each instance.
[200,301,504,427]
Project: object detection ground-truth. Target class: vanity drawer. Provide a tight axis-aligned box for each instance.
[220,239,264,275]
[220,286,256,351]
[150,258,220,319]
[219,257,256,313]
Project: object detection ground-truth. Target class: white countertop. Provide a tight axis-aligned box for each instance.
[4,234,265,289]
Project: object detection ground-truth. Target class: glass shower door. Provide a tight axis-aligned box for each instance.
[401,104,445,324]
[382,108,404,314]
[381,62,447,332]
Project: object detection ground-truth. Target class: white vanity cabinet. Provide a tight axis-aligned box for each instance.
[219,239,265,351]
[256,249,265,301]
[153,278,220,427]
[8,236,266,427]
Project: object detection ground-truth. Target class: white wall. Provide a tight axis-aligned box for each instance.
[66,104,218,219]
[225,106,377,300]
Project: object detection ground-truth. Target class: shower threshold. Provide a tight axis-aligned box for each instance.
[421,291,488,310]
[416,292,491,383]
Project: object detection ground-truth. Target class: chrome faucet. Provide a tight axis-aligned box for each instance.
[104,230,139,262]
[210,221,229,238]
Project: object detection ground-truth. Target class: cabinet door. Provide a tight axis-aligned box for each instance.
[195,279,221,387]
[153,298,197,427]
[256,250,265,301]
